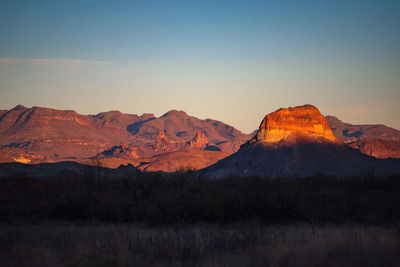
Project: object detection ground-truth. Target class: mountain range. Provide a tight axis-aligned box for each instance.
[0,104,399,174]
[0,105,251,171]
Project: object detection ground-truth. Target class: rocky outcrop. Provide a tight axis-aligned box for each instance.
[154,130,171,152]
[190,130,208,148]
[255,105,338,144]
[99,144,138,158]
[127,109,252,153]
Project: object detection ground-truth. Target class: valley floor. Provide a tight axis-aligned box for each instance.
[1,223,399,267]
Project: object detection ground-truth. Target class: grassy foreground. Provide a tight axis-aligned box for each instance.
[1,172,400,266]
[1,223,399,267]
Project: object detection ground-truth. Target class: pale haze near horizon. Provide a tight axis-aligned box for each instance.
[0,0,399,134]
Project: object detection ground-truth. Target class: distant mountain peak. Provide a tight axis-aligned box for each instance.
[96,110,123,116]
[12,104,27,110]
[140,113,155,119]
[162,110,188,118]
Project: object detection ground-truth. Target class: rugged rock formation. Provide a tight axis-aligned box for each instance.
[153,129,215,152]
[127,109,251,153]
[203,105,400,178]
[190,130,208,148]
[256,105,338,144]
[153,130,171,152]
[99,144,138,158]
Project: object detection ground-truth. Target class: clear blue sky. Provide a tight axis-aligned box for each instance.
[1,0,399,133]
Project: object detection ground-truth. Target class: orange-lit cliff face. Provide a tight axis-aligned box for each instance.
[255,104,338,144]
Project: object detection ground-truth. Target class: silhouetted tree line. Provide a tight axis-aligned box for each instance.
[1,171,400,225]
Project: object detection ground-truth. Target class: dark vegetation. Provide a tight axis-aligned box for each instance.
[1,170,400,266]
[1,170,400,225]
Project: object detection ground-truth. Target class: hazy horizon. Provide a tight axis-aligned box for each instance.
[1,0,399,133]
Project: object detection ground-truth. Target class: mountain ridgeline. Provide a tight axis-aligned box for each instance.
[326,115,400,159]
[0,104,399,175]
[0,105,251,171]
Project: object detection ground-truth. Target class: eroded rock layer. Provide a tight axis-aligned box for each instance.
[256,105,338,143]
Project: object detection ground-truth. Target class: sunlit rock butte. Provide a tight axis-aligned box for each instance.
[255,105,338,144]
[202,104,400,178]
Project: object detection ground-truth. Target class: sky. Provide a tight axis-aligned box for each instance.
[0,0,399,133]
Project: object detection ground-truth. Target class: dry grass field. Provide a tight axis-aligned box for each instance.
[1,223,399,267]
